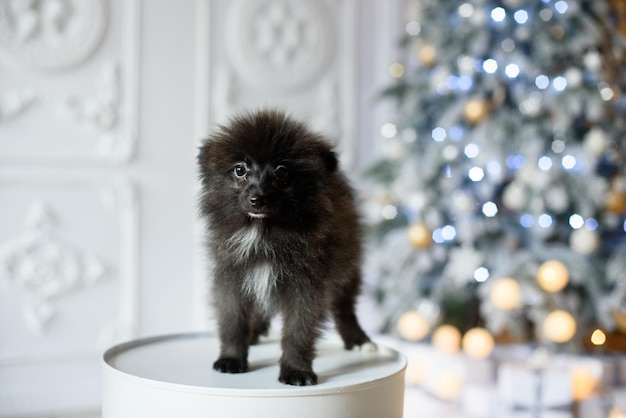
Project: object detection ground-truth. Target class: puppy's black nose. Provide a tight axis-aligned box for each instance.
[249,195,265,208]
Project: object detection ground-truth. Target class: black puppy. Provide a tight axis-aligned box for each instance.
[198,109,373,386]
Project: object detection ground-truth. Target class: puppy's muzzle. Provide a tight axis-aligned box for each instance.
[249,194,266,209]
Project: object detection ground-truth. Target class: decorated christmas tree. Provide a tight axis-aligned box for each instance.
[365,0,626,350]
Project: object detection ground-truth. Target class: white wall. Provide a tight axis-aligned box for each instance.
[0,0,402,415]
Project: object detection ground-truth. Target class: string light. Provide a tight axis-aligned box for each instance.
[520,214,534,228]
[491,7,506,22]
[505,63,520,78]
[535,75,550,89]
[441,225,457,240]
[507,155,526,170]
[553,76,568,91]
[599,83,615,101]
[486,161,502,176]
[538,214,553,228]
[458,3,474,18]
[433,226,457,243]
[561,155,577,169]
[538,156,552,171]
[406,21,421,35]
[432,127,447,142]
[482,201,498,217]
[464,143,479,158]
[501,38,515,52]
[382,204,398,220]
[514,10,529,24]
[468,167,485,181]
[483,59,498,73]
[458,75,473,90]
[449,126,464,141]
[474,267,489,282]
[569,214,585,229]
[539,8,553,21]
[585,218,599,230]
[554,1,568,14]
[551,139,566,153]
[381,123,397,138]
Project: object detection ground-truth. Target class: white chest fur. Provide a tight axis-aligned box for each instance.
[242,263,276,312]
[227,225,276,310]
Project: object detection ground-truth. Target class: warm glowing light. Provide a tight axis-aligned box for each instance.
[490,278,521,310]
[608,407,626,418]
[432,325,462,354]
[543,310,576,343]
[537,260,569,292]
[571,367,599,400]
[590,329,607,346]
[405,359,427,385]
[397,311,430,341]
[435,371,463,400]
[462,327,495,359]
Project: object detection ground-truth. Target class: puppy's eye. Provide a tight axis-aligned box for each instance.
[274,165,288,180]
[233,163,248,178]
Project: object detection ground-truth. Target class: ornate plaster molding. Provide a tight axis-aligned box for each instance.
[226,0,335,91]
[0,0,108,71]
[0,202,107,333]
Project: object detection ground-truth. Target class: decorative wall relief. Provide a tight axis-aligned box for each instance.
[0,0,139,163]
[0,202,107,333]
[226,0,335,91]
[0,0,108,71]
[0,174,139,344]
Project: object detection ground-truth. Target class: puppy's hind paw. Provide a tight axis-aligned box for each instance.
[279,368,318,386]
[213,357,248,374]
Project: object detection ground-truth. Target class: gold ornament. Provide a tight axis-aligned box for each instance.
[462,327,495,359]
[417,43,437,67]
[408,222,432,249]
[606,188,626,213]
[463,98,490,124]
[389,62,405,78]
[432,324,462,354]
[397,311,430,341]
[543,310,577,343]
[489,278,521,310]
[537,260,569,293]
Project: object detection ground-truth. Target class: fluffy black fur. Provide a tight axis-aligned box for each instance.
[197,109,372,386]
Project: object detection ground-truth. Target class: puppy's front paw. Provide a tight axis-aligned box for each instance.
[356,341,378,352]
[279,368,318,386]
[213,357,248,374]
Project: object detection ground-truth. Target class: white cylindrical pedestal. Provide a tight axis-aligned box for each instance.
[102,333,406,418]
